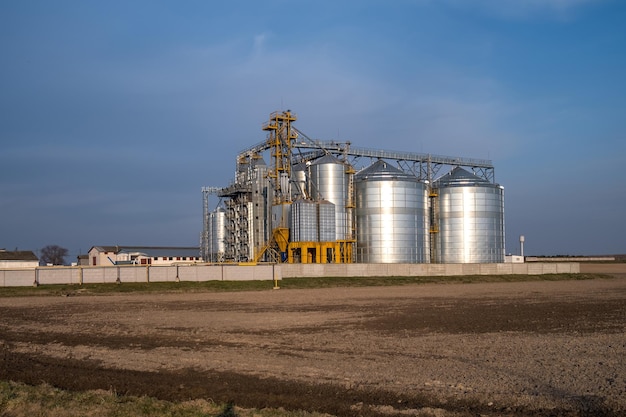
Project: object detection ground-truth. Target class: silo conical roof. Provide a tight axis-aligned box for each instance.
[433,166,491,187]
[355,160,417,181]
[311,153,342,165]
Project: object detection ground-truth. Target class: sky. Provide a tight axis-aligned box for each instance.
[1,0,625,260]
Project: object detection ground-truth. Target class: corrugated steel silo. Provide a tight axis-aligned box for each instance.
[355,160,430,263]
[208,207,226,262]
[432,167,504,263]
[318,199,336,242]
[290,199,336,243]
[291,199,318,242]
[310,154,351,241]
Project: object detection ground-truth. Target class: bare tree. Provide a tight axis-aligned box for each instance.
[40,245,69,265]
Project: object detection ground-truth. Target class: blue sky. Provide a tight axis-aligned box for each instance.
[1,0,625,260]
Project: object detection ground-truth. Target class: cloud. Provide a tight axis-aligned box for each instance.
[147,31,522,165]
[253,32,270,55]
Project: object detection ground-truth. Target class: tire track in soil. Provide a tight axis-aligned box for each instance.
[0,348,616,417]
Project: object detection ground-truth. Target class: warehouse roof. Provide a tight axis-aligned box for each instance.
[89,246,200,258]
[0,250,39,261]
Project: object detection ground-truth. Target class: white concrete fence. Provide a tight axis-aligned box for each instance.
[280,262,580,278]
[0,262,580,287]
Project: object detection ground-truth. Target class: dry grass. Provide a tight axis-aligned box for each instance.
[0,381,331,417]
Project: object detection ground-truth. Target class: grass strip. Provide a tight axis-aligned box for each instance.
[0,273,611,297]
[0,380,326,417]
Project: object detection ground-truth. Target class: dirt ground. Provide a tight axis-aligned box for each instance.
[1,271,625,416]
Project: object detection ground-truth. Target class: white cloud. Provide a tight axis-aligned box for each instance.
[165,35,523,163]
[253,32,270,54]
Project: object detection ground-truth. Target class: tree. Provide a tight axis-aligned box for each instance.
[40,245,69,265]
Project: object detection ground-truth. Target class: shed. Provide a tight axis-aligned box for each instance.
[0,250,39,269]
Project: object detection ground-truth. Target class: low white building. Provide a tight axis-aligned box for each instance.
[87,246,203,266]
[505,255,525,263]
[0,250,39,268]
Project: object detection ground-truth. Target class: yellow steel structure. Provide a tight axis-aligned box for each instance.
[429,187,439,233]
[273,227,290,253]
[261,110,297,262]
[263,110,297,204]
[338,240,354,263]
[259,110,354,264]
[288,242,336,264]
[286,241,353,264]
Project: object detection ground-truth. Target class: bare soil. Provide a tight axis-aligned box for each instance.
[1,274,625,417]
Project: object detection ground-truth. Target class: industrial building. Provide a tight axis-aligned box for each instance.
[202,110,504,264]
[88,246,202,266]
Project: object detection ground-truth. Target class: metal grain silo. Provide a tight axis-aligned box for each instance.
[290,198,336,243]
[355,160,430,263]
[291,162,309,199]
[291,199,318,242]
[208,207,226,262]
[310,154,351,241]
[431,167,504,263]
[318,199,336,242]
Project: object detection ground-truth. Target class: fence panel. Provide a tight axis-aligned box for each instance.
[1,269,35,287]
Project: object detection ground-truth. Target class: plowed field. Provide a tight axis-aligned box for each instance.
[1,275,625,416]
